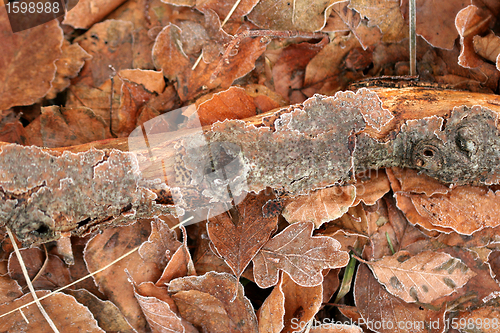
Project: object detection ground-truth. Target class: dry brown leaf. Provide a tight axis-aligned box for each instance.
[168,272,258,333]
[74,19,134,87]
[155,225,196,285]
[63,0,128,29]
[0,291,105,333]
[349,0,407,42]
[415,0,472,50]
[247,0,336,32]
[66,288,136,333]
[139,218,181,271]
[323,1,361,33]
[119,69,166,94]
[0,110,27,145]
[133,281,198,333]
[272,38,329,103]
[25,106,112,148]
[282,186,356,227]
[196,86,257,126]
[257,274,285,333]
[473,32,500,70]
[207,192,278,279]
[0,275,22,304]
[281,272,323,333]
[252,222,350,288]
[8,247,72,291]
[196,0,260,22]
[456,4,493,69]
[153,15,269,101]
[488,250,500,283]
[354,264,445,333]
[367,250,475,304]
[389,167,452,196]
[353,169,390,205]
[454,305,500,332]
[84,219,160,332]
[0,8,63,110]
[46,41,91,100]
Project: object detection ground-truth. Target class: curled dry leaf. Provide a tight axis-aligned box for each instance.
[0,110,27,145]
[207,192,278,279]
[349,0,407,42]
[281,272,323,333]
[133,281,198,333]
[0,275,22,304]
[168,272,258,333]
[455,4,493,69]
[46,41,91,100]
[196,0,260,22]
[247,0,336,32]
[84,219,160,332]
[0,291,105,333]
[354,264,445,333]
[63,0,128,29]
[66,288,136,333]
[282,185,356,227]
[0,8,63,110]
[139,218,181,270]
[473,32,500,70]
[257,274,285,333]
[367,250,475,304]
[353,169,390,205]
[153,16,269,101]
[119,69,166,94]
[252,222,350,289]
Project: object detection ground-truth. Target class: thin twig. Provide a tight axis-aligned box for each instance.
[6,228,60,333]
[409,0,417,76]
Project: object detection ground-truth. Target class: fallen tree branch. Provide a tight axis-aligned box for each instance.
[2,86,500,245]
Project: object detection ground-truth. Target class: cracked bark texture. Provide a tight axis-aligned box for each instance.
[2,87,500,245]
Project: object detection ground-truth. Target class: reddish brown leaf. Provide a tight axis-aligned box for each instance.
[119,69,166,94]
[248,0,336,31]
[84,219,160,332]
[207,192,278,279]
[454,305,500,332]
[415,0,472,50]
[354,264,445,333]
[63,0,128,29]
[8,247,72,291]
[473,32,500,70]
[74,19,134,87]
[272,38,328,104]
[25,106,112,148]
[0,275,22,304]
[66,288,136,333]
[0,291,105,333]
[252,222,350,288]
[455,4,493,69]
[46,41,91,99]
[367,250,475,303]
[257,274,285,333]
[282,186,356,227]
[0,110,27,145]
[197,86,257,126]
[349,0,407,42]
[196,0,260,22]
[153,17,269,101]
[281,272,323,333]
[169,272,258,333]
[353,169,390,205]
[133,281,198,333]
[0,8,63,110]
[139,218,181,270]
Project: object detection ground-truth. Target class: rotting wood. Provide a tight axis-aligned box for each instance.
[2,86,500,245]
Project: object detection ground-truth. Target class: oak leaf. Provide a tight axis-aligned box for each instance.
[367,250,475,303]
[207,192,278,279]
[252,222,349,288]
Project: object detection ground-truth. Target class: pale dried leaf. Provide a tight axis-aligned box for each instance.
[252,222,350,288]
[368,250,475,303]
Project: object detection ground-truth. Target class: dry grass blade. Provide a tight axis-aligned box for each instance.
[6,227,60,333]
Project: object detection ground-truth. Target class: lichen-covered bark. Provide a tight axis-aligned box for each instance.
[2,87,500,245]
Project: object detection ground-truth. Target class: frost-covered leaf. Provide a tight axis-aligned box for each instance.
[367,250,475,303]
[252,222,349,288]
